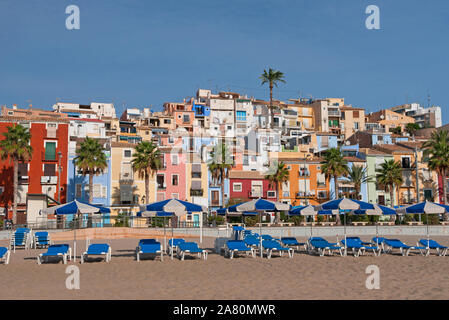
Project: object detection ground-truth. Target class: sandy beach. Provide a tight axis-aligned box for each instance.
[0,234,448,300]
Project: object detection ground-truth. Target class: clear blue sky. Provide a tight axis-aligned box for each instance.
[1,0,448,124]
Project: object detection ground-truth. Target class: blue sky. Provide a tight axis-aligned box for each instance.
[1,0,448,124]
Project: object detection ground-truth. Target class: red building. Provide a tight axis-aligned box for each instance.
[0,108,69,224]
[229,171,278,201]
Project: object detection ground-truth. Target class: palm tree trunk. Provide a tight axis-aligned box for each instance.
[12,158,18,225]
[145,172,150,205]
[389,186,396,222]
[88,173,94,228]
[441,169,448,220]
[270,83,274,129]
[334,175,341,225]
[275,181,280,224]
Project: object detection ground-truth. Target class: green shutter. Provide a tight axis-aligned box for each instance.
[45,142,56,160]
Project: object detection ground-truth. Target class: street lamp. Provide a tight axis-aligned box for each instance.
[58,151,62,203]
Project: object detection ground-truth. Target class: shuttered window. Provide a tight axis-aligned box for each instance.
[45,142,56,160]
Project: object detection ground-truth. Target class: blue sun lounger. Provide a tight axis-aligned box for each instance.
[136,241,164,261]
[0,247,10,265]
[168,238,186,255]
[309,238,344,257]
[81,244,111,263]
[281,237,307,252]
[177,242,208,260]
[341,237,381,257]
[225,240,255,259]
[37,244,71,264]
[10,229,31,252]
[419,239,448,256]
[262,240,293,259]
[33,232,52,249]
[384,239,429,256]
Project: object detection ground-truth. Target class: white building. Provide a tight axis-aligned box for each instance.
[390,103,442,128]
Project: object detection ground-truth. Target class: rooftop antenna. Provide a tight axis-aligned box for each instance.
[26,99,32,108]
[427,90,431,107]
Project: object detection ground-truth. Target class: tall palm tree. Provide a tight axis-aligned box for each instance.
[208,142,233,208]
[259,68,286,129]
[405,123,420,140]
[346,165,371,200]
[423,130,449,209]
[376,159,403,215]
[0,124,33,224]
[320,148,348,225]
[132,141,162,204]
[265,161,289,223]
[74,137,108,204]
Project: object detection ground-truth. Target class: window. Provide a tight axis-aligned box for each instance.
[93,184,102,198]
[233,183,242,192]
[124,150,132,158]
[44,163,56,176]
[402,157,411,169]
[46,123,57,138]
[76,184,82,198]
[172,174,179,186]
[171,154,178,165]
[353,110,360,118]
[377,135,383,142]
[354,122,359,130]
[157,175,165,189]
[164,119,171,124]
[44,141,56,160]
[183,115,190,123]
[0,186,4,195]
[267,191,276,198]
[18,163,29,181]
[168,137,174,144]
[236,111,246,122]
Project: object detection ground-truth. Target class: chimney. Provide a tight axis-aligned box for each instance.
[12,104,17,110]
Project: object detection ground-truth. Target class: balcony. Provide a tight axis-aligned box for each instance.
[120,172,133,181]
[41,176,57,184]
[295,192,315,199]
[190,189,204,197]
[210,200,220,207]
[191,172,201,179]
[157,183,167,190]
[249,191,263,198]
[298,170,310,177]
[328,110,341,117]
[317,182,326,188]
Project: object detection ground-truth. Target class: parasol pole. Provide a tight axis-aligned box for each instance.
[259,210,263,258]
[171,215,174,260]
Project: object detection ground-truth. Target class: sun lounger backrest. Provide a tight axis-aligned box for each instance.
[262,240,281,249]
[384,239,406,247]
[0,247,8,258]
[419,239,445,248]
[169,239,185,246]
[140,243,161,253]
[47,244,69,254]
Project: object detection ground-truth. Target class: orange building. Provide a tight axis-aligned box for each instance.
[278,157,330,206]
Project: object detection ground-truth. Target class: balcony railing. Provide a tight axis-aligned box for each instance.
[295,192,315,199]
[190,189,203,197]
[298,170,310,177]
[120,173,133,181]
[249,191,263,198]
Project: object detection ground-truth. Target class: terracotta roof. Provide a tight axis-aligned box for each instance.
[111,141,137,148]
[229,171,267,179]
[361,148,391,156]
[344,156,366,163]
[374,144,414,154]
[277,157,323,164]
[397,141,424,149]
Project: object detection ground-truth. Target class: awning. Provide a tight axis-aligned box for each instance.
[192,164,202,173]
[191,180,202,190]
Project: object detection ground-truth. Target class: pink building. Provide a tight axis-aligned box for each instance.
[156,146,186,201]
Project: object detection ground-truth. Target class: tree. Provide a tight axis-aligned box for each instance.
[208,142,233,209]
[376,159,403,220]
[423,130,449,213]
[405,123,420,140]
[259,68,286,129]
[346,165,371,199]
[265,161,289,223]
[390,127,402,135]
[320,148,348,225]
[74,137,108,204]
[0,124,33,224]
[132,141,162,204]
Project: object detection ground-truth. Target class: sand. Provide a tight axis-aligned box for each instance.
[0,234,448,300]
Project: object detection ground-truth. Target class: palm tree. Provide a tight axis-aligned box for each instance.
[376,159,403,215]
[346,165,371,200]
[132,141,162,204]
[208,142,233,209]
[320,148,348,225]
[0,124,33,224]
[74,137,108,204]
[405,123,420,140]
[259,68,286,129]
[265,161,289,223]
[423,130,449,210]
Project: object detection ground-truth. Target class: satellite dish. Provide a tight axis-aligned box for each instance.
[345,140,350,145]
[380,114,384,120]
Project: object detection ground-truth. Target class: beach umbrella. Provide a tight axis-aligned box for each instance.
[353,204,396,246]
[396,201,449,241]
[288,205,317,237]
[139,199,207,260]
[41,200,110,262]
[229,199,290,258]
[317,198,375,250]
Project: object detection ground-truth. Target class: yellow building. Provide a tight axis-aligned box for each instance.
[340,106,365,140]
[110,142,156,221]
[366,109,415,133]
